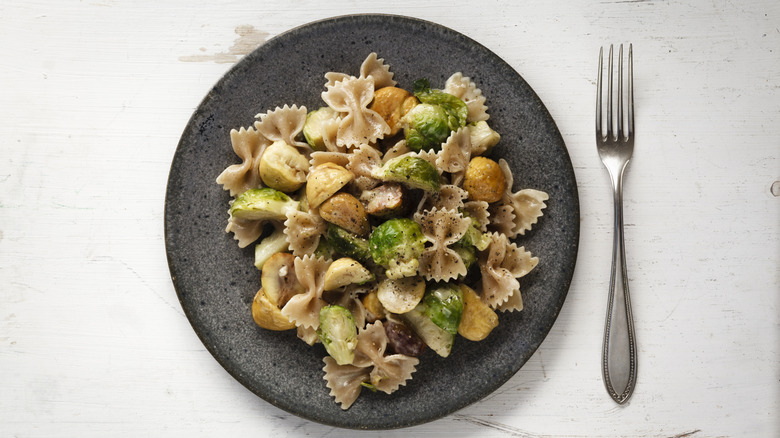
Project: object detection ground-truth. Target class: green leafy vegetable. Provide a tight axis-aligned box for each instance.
[317,305,358,365]
[229,188,299,221]
[413,78,468,131]
[369,218,427,279]
[371,155,441,193]
[423,283,464,335]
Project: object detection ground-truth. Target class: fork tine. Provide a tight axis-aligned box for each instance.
[617,44,623,141]
[607,44,614,140]
[607,44,612,138]
[596,46,603,139]
[628,43,634,138]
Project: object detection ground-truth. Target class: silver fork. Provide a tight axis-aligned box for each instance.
[596,43,637,404]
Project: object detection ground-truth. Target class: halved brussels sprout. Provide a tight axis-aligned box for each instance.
[402,303,454,358]
[319,192,370,237]
[254,226,291,270]
[229,188,299,221]
[401,103,451,152]
[303,107,338,151]
[451,242,476,271]
[462,157,506,203]
[321,224,372,264]
[457,284,499,341]
[369,218,426,279]
[376,276,425,314]
[468,121,501,156]
[317,305,358,365]
[323,257,375,291]
[413,78,468,131]
[252,289,296,331]
[306,163,354,208]
[459,219,491,252]
[371,155,441,193]
[423,283,464,335]
[257,140,309,192]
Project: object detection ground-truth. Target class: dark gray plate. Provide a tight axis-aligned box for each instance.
[165,14,579,430]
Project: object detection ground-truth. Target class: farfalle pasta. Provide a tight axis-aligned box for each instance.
[321,76,390,149]
[444,72,489,122]
[216,53,549,409]
[415,207,471,282]
[216,127,269,197]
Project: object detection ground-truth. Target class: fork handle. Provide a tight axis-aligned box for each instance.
[602,168,637,404]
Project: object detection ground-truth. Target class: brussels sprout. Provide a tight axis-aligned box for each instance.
[303,107,338,151]
[371,155,441,193]
[254,226,290,270]
[459,220,491,252]
[467,121,501,156]
[323,257,375,291]
[413,78,468,131]
[369,218,427,279]
[322,224,372,264]
[423,283,464,335]
[401,103,451,152]
[257,140,309,192]
[229,188,299,221]
[402,303,454,358]
[451,242,476,271]
[452,214,489,272]
[317,305,358,365]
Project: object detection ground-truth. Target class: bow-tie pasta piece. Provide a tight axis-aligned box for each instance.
[414,208,471,282]
[322,76,390,149]
[478,232,538,309]
[283,208,327,257]
[444,72,489,122]
[281,255,332,330]
[437,127,472,185]
[216,126,270,197]
[254,105,310,153]
[489,159,549,238]
[322,321,418,410]
[360,52,396,89]
[416,184,468,216]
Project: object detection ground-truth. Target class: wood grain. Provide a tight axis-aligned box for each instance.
[1,0,778,436]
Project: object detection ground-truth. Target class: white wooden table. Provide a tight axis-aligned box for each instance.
[2,1,778,436]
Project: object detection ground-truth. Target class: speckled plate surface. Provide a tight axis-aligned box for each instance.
[165,14,579,430]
